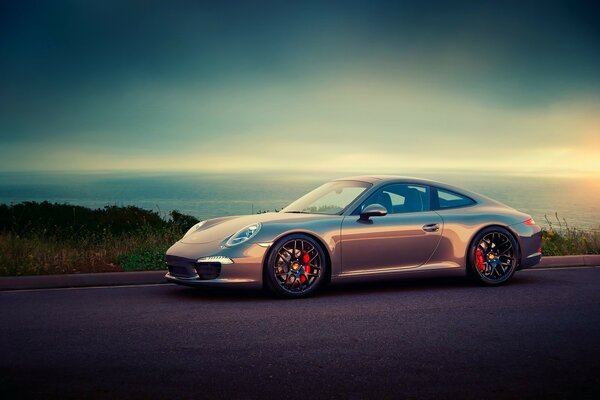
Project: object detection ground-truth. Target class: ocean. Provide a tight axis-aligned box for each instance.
[0,171,598,230]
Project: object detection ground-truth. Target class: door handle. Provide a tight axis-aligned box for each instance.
[422,223,440,232]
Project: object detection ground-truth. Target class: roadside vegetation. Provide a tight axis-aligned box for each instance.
[0,203,598,276]
[541,213,600,256]
[0,202,198,276]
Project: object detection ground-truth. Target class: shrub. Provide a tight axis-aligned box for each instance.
[169,210,200,231]
[541,213,600,256]
[0,202,197,276]
[116,246,169,272]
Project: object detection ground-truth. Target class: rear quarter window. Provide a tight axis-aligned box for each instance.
[434,188,475,210]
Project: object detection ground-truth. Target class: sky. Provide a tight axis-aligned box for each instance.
[1,0,599,176]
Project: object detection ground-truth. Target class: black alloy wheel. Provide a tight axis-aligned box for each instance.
[469,227,518,285]
[264,234,326,298]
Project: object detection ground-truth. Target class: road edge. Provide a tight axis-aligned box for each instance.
[0,271,167,291]
[1,255,599,291]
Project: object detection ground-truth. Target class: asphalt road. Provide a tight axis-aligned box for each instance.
[1,267,599,399]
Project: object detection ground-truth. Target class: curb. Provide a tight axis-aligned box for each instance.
[537,255,600,268]
[0,271,167,291]
[1,255,599,291]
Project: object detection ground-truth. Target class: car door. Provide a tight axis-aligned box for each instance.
[340,183,443,274]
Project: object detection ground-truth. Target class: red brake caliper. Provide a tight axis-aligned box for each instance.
[300,251,311,282]
[475,249,485,272]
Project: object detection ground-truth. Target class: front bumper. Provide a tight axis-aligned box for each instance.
[164,273,261,289]
[164,240,267,289]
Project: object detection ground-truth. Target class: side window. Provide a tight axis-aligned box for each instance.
[435,188,475,210]
[359,184,430,214]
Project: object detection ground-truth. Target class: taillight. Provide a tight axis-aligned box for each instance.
[523,219,536,226]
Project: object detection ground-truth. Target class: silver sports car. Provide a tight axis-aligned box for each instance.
[165,176,542,298]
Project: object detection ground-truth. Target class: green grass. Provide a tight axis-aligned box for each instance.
[0,202,198,276]
[541,213,600,256]
[0,203,598,276]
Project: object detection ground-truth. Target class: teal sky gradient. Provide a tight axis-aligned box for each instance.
[1,1,599,175]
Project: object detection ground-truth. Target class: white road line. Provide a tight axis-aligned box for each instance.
[0,283,171,294]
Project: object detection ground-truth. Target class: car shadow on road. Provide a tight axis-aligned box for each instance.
[163,272,538,302]
[320,272,537,297]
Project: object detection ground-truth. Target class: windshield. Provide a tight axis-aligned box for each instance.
[281,180,371,215]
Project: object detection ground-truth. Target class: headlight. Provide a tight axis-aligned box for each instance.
[225,223,262,247]
[183,220,206,238]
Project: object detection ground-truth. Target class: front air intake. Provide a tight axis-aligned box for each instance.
[194,262,221,280]
[168,265,197,278]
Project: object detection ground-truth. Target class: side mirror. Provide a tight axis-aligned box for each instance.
[359,203,388,221]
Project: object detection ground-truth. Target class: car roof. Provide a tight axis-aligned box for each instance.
[335,175,440,185]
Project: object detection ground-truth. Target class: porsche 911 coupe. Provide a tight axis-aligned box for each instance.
[165,176,542,298]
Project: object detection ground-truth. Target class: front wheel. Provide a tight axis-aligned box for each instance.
[468,227,518,285]
[264,234,327,298]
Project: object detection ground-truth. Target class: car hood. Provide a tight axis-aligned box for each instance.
[179,212,328,244]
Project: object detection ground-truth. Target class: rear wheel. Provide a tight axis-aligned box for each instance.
[468,227,518,285]
[264,234,327,298]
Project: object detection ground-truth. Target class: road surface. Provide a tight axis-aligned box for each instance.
[1,267,599,399]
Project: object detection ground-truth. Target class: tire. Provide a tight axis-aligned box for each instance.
[468,226,518,286]
[264,233,327,298]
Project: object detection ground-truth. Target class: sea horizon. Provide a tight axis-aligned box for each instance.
[1,170,598,231]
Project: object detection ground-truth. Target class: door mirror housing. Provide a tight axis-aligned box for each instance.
[359,203,388,221]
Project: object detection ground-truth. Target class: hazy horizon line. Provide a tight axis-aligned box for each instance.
[0,168,598,179]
